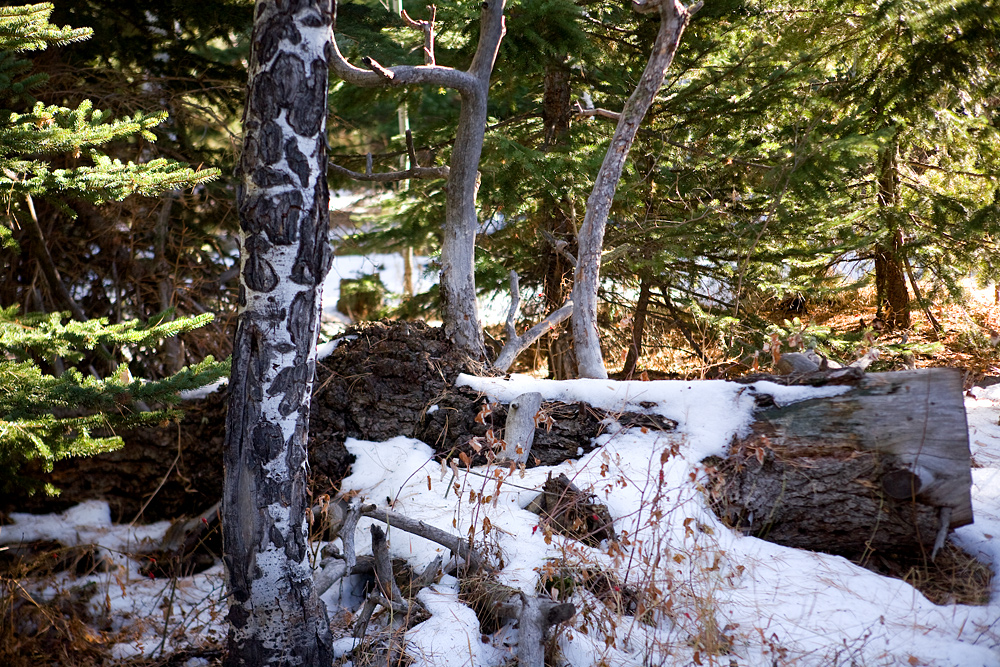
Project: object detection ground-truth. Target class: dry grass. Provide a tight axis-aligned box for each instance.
[860,543,994,606]
[0,545,116,667]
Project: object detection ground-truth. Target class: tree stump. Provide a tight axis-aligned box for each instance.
[707,368,973,557]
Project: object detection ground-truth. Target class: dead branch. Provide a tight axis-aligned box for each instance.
[515,591,576,667]
[500,392,543,463]
[329,130,450,182]
[370,525,405,603]
[360,504,491,574]
[572,0,700,378]
[540,228,577,267]
[493,270,574,372]
[330,0,490,94]
[573,104,622,122]
[401,5,437,65]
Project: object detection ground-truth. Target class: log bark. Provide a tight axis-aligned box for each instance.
[708,368,973,557]
[222,0,334,664]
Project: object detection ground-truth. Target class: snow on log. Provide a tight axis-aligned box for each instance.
[707,368,973,556]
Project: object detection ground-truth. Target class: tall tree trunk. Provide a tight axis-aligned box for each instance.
[874,143,910,329]
[572,0,697,379]
[223,1,334,664]
[439,82,489,360]
[540,60,577,379]
[622,277,651,378]
[328,1,506,361]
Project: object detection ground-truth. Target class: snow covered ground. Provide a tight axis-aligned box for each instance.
[3,374,999,666]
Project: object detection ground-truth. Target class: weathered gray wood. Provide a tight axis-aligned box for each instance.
[516,592,576,667]
[459,576,575,665]
[360,504,490,573]
[709,368,973,555]
[493,270,574,372]
[501,392,543,463]
[755,368,972,526]
[328,1,507,359]
[571,0,700,378]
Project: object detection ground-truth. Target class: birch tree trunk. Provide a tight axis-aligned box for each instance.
[571,0,698,378]
[223,0,334,664]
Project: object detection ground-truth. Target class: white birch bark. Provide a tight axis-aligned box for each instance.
[223,0,334,664]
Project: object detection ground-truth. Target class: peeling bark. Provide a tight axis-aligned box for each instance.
[223,1,334,664]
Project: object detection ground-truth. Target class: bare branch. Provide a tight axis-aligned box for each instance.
[540,229,577,267]
[360,504,491,574]
[330,1,477,93]
[493,270,574,372]
[401,5,437,65]
[574,104,622,122]
[503,270,521,344]
[361,55,395,80]
[329,149,450,184]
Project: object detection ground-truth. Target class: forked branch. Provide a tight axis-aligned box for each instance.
[401,5,437,65]
[493,270,574,372]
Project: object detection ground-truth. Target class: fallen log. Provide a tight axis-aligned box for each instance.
[707,368,973,558]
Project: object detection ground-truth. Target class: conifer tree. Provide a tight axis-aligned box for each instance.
[1,0,253,378]
[0,3,228,494]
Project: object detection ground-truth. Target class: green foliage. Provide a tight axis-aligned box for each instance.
[0,5,230,494]
[0,8,219,214]
[333,0,998,371]
[0,306,230,494]
[0,0,249,378]
[0,3,90,53]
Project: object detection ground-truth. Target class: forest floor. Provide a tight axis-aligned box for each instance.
[2,283,1000,667]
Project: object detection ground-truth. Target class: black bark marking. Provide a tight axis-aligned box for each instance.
[243,235,279,292]
[272,52,307,106]
[255,14,301,66]
[252,420,285,461]
[290,177,331,285]
[287,290,315,348]
[285,418,310,562]
[265,192,301,245]
[250,71,279,121]
[289,58,328,136]
[284,137,311,186]
[260,120,283,164]
[242,190,303,246]
[229,604,249,630]
[253,165,294,188]
[269,363,311,416]
[269,524,286,549]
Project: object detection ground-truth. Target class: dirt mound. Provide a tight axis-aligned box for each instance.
[309,320,490,492]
